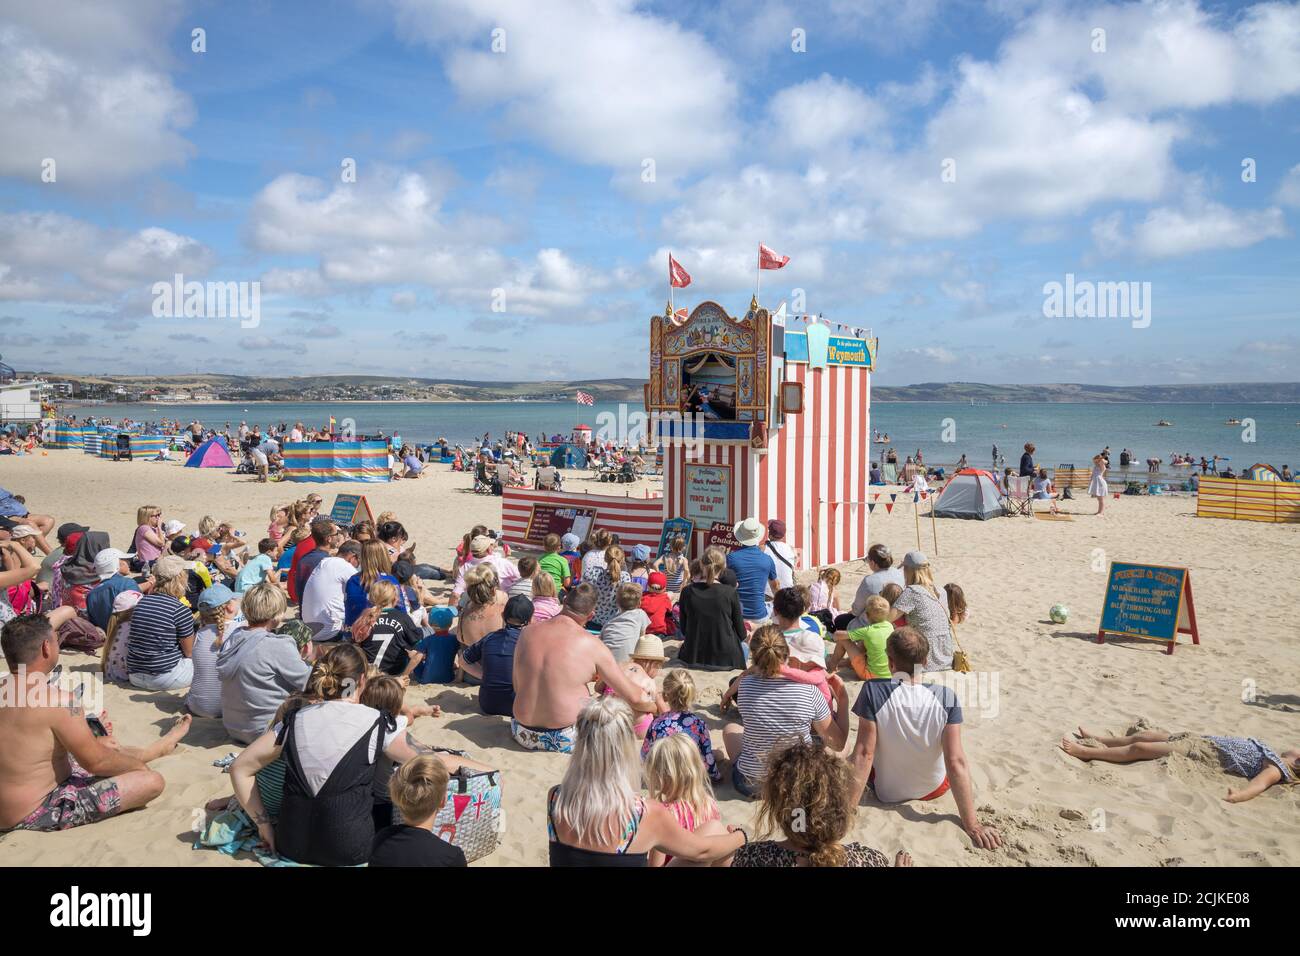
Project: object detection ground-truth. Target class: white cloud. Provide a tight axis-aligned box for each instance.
[1277,164,1300,208]
[0,13,194,184]
[768,74,886,148]
[387,0,739,183]
[1092,200,1288,259]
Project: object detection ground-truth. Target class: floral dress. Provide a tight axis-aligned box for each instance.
[732,841,891,867]
[641,710,722,782]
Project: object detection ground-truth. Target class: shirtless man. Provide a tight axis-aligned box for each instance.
[511,584,656,753]
[0,614,189,832]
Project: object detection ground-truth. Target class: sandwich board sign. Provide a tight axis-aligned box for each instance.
[657,517,693,557]
[1097,561,1199,655]
[329,494,375,528]
[523,504,598,549]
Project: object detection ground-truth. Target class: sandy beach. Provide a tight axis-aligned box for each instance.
[2,450,1298,867]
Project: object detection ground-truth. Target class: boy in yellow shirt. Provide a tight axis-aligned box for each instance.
[829,595,894,680]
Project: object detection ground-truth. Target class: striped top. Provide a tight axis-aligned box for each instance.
[125,593,196,676]
[735,674,831,782]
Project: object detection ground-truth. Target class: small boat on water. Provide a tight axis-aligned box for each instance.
[1225,418,1242,425]
[1155,420,1173,426]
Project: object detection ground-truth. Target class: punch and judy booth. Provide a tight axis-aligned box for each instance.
[646,299,876,569]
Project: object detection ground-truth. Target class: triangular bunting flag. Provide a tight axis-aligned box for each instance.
[867,502,876,513]
[872,493,880,502]
[885,503,894,514]
[889,494,897,503]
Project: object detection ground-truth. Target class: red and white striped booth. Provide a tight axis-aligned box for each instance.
[648,299,876,570]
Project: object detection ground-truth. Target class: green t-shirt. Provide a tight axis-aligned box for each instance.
[538,552,571,590]
[848,620,893,679]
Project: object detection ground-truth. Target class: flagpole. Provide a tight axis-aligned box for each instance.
[668,252,673,315]
[756,246,761,307]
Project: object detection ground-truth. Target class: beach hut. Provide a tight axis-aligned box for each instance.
[646,298,875,568]
[185,436,235,468]
[1245,462,1283,482]
[933,468,1006,520]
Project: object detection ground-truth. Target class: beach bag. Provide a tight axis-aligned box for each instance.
[391,747,502,863]
[58,615,105,653]
[951,624,971,673]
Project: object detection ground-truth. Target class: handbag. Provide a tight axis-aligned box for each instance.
[391,747,502,863]
[950,621,971,673]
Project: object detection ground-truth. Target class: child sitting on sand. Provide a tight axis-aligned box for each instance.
[596,634,668,739]
[944,583,968,629]
[642,669,721,782]
[644,732,727,867]
[361,675,441,832]
[654,535,689,596]
[370,754,466,867]
[530,572,563,622]
[880,582,905,627]
[628,546,650,589]
[599,583,649,662]
[1060,725,1299,802]
[808,567,841,631]
[412,607,459,684]
[508,555,538,600]
[640,571,675,636]
[830,594,894,680]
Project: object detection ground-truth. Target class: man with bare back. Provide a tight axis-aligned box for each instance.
[511,584,655,753]
[0,614,188,832]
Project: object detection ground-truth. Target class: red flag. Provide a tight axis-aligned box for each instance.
[668,254,692,288]
[575,390,594,406]
[758,243,789,270]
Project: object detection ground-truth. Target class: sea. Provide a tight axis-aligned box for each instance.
[62,400,1300,472]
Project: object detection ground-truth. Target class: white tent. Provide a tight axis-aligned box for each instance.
[933,468,1005,520]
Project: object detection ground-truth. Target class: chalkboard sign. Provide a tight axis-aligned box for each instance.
[524,504,599,548]
[1097,561,1199,655]
[705,520,741,553]
[329,494,375,528]
[658,517,693,558]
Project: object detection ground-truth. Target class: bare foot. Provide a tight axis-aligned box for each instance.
[1060,737,1094,761]
[894,850,914,867]
[157,714,192,756]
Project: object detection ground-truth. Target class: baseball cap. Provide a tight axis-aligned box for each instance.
[767,518,786,538]
[469,534,493,556]
[647,571,667,591]
[391,559,415,582]
[112,589,144,614]
[903,550,928,569]
[163,519,185,535]
[93,548,135,580]
[560,533,580,551]
[56,522,88,543]
[630,544,650,562]
[785,626,827,668]
[504,594,535,627]
[428,606,457,630]
[8,524,41,539]
[198,583,236,610]
[191,537,215,554]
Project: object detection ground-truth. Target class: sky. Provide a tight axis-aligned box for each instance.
[0,0,1297,386]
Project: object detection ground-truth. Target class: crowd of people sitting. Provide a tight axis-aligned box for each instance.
[5,468,1294,867]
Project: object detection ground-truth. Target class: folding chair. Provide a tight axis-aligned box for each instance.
[881,462,899,484]
[1004,475,1034,516]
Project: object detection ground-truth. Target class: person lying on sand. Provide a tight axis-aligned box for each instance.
[0,613,190,832]
[1061,726,1299,803]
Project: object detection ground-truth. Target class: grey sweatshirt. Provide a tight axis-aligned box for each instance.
[215,626,311,744]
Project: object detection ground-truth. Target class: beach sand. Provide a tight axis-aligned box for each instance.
[2,451,1298,867]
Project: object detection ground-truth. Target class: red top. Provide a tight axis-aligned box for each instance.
[640,591,674,636]
[287,536,316,603]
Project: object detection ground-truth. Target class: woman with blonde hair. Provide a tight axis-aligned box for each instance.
[887,551,953,671]
[132,505,166,570]
[722,625,849,798]
[644,732,728,866]
[126,555,197,691]
[343,540,397,629]
[547,697,746,867]
[587,544,629,627]
[457,565,506,681]
[732,740,912,868]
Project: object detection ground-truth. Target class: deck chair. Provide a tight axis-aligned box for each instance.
[1004,475,1034,516]
[881,462,899,484]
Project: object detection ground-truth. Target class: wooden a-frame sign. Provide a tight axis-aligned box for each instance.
[1096,561,1200,655]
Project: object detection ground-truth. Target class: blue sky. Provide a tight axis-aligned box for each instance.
[1,0,1297,385]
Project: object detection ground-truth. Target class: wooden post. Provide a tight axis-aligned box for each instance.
[929,495,939,555]
[914,496,921,550]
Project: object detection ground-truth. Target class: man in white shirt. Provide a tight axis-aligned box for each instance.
[847,626,1002,850]
[762,519,798,591]
[301,541,361,641]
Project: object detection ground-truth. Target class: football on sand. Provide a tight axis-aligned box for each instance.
[1049,604,1070,624]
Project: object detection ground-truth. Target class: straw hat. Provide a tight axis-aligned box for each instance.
[630,634,668,662]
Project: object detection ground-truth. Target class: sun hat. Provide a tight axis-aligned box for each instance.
[428,606,457,630]
[112,590,144,614]
[630,544,650,562]
[151,554,188,581]
[163,519,185,535]
[8,524,41,538]
[93,548,135,580]
[198,583,236,610]
[647,571,667,591]
[733,517,764,547]
[630,633,668,662]
[560,533,580,550]
[903,550,928,569]
[785,626,827,668]
[469,534,493,556]
[766,518,786,539]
